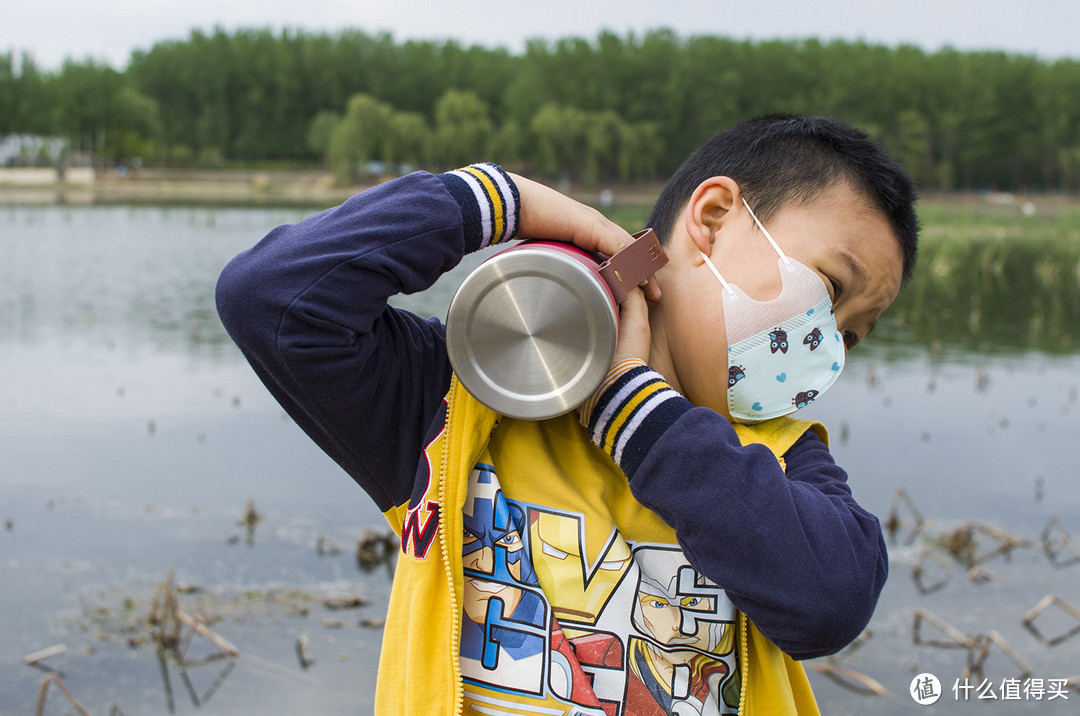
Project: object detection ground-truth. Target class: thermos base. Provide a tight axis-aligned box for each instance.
[445,244,619,420]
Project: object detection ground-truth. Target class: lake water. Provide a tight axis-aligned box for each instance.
[1,204,1078,714]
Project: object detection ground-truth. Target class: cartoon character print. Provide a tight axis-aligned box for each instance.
[529,510,632,626]
[460,465,548,693]
[792,390,819,409]
[549,628,619,714]
[803,326,823,351]
[460,467,615,715]
[529,510,633,713]
[769,328,788,354]
[459,468,744,715]
[625,547,740,715]
[727,365,746,389]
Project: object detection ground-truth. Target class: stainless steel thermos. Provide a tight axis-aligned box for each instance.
[445,229,667,420]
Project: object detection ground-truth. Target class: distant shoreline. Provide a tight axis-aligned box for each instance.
[0,167,356,208]
[0,167,667,210]
[1,168,1077,218]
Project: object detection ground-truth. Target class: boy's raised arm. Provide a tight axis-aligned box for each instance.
[216,170,510,511]
[215,166,640,513]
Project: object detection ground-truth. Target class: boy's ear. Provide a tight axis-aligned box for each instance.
[682,176,741,256]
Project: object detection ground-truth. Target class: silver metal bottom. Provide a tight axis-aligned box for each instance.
[445,245,619,420]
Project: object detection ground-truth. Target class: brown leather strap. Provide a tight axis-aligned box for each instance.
[597,228,668,303]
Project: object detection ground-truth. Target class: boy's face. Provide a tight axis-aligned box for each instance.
[652,179,904,418]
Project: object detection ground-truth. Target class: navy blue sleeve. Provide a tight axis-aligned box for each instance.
[584,366,887,659]
[215,167,519,512]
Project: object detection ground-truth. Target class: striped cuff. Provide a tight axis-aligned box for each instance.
[578,359,647,429]
[437,163,520,251]
[584,365,692,477]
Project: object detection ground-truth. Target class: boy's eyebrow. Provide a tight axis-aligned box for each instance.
[837,249,866,283]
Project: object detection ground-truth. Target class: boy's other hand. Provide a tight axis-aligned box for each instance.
[509,172,662,303]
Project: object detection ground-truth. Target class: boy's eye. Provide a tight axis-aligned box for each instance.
[828,276,843,302]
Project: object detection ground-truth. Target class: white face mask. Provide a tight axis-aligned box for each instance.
[700,198,845,423]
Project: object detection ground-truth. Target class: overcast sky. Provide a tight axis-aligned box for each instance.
[4,0,1078,71]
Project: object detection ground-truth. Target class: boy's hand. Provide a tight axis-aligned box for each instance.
[575,285,654,428]
[510,172,662,303]
[614,287,652,364]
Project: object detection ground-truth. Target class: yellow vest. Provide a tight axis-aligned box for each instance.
[380,376,824,715]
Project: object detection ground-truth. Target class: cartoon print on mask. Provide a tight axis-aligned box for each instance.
[803,326,823,351]
[792,390,819,409]
[460,464,550,694]
[768,328,788,354]
[625,547,740,715]
[727,365,746,389]
[700,196,846,423]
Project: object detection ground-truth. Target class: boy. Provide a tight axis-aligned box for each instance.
[217,114,918,714]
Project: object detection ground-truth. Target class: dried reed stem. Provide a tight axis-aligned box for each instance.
[35,673,92,716]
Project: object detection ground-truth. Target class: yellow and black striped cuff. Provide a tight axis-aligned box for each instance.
[579,359,647,429]
[585,365,691,476]
[438,163,520,251]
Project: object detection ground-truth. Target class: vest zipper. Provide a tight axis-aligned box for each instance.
[440,383,465,716]
[737,611,750,715]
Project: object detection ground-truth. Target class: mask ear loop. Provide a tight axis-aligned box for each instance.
[742,197,795,273]
[699,250,737,297]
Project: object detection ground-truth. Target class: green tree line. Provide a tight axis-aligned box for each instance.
[5,27,1080,190]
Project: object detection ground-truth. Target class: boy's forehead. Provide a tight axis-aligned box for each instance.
[793,183,900,255]
[784,184,905,305]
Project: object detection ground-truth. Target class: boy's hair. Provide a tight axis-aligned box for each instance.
[647,114,919,283]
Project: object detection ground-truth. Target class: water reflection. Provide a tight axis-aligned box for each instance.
[0,205,309,358]
[879,237,1080,359]
[155,646,236,714]
[146,572,238,714]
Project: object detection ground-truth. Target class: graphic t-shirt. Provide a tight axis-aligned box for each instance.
[459,416,742,716]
